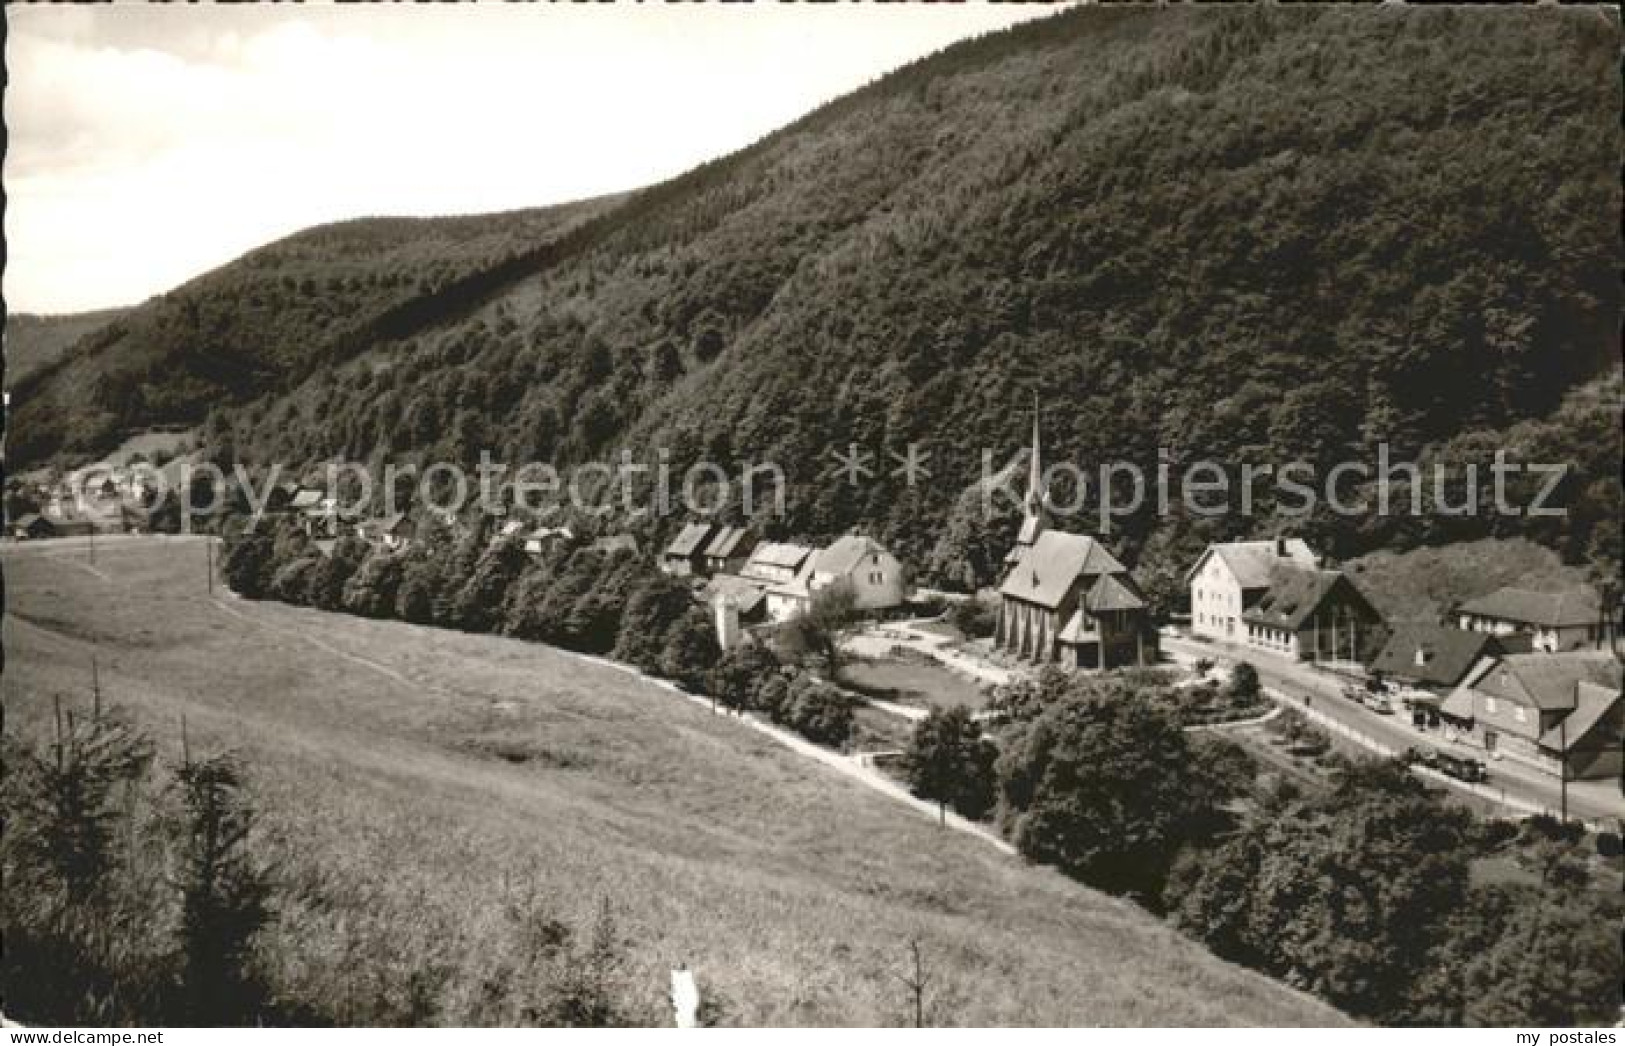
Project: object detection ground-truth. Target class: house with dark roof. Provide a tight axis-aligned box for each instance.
[766,535,906,623]
[1456,586,1602,653]
[1187,538,1318,643]
[1369,623,1524,693]
[997,530,1153,670]
[1440,650,1622,780]
[701,525,756,576]
[659,522,717,577]
[1239,564,1383,664]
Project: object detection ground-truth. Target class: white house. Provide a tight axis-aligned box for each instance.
[766,535,906,623]
[1455,587,1601,653]
[1187,539,1318,643]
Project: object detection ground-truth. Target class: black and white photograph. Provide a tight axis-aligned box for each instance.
[2,0,1621,1032]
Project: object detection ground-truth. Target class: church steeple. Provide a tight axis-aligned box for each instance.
[1006,395,1047,567]
[1024,393,1044,519]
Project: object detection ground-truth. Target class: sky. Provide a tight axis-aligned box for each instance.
[4,2,1060,315]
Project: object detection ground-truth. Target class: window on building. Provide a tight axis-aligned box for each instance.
[1514,706,1526,724]
[1485,698,1497,714]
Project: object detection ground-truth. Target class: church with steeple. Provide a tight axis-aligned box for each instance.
[1005,402,1049,567]
[994,403,1156,670]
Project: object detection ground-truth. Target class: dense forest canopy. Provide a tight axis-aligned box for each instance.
[11,5,1621,591]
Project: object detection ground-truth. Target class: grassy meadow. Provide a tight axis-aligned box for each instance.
[1,536,1345,1026]
[841,653,990,714]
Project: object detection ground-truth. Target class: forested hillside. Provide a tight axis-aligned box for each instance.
[17,6,1622,590]
[3,308,132,385]
[6,197,622,463]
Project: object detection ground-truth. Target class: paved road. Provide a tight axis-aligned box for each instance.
[1164,633,1624,826]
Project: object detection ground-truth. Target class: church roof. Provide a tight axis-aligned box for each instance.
[999,530,1125,610]
[1085,572,1147,613]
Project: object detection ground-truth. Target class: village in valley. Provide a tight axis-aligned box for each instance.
[4,2,1621,1031]
[11,404,1619,827]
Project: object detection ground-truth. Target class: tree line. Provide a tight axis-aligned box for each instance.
[220,517,858,749]
[895,666,1622,1027]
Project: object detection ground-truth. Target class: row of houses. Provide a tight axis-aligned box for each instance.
[659,521,910,635]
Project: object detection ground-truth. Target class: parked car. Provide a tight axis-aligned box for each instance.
[1363,692,1395,715]
[1434,750,1488,783]
[1403,746,1437,769]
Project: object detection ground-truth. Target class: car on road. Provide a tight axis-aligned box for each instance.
[1406,746,1487,783]
[1362,692,1395,715]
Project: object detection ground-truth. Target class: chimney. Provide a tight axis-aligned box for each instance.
[1414,645,1430,668]
[1276,537,1287,557]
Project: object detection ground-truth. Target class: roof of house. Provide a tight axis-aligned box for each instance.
[1452,650,1621,714]
[1457,587,1600,629]
[1540,681,1622,753]
[999,530,1126,610]
[591,534,639,555]
[746,542,815,571]
[12,513,45,528]
[1370,623,1504,689]
[498,520,527,538]
[526,525,574,542]
[663,522,716,559]
[1186,538,1317,586]
[813,535,892,577]
[702,573,768,615]
[703,525,753,560]
[289,488,324,510]
[1241,564,1373,631]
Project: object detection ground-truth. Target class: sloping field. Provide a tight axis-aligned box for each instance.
[0,536,1346,1026]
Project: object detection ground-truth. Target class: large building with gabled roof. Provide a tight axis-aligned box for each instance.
[1187,538,1382,663]
[1440,650,1622,780]
[1455,586,1602,653]
[993,407,1153,670]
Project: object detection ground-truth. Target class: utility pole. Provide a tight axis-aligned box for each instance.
[206,536,214,595]
[91,656,102,720]
[1558,706,1568,825]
